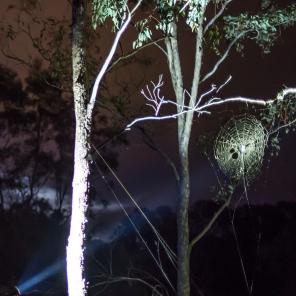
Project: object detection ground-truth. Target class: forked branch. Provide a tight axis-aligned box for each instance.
[200,31,247,83]
[125,75,296,130]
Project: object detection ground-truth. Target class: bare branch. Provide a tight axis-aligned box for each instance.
[1,49,31,67]
[154,42,168,56]
[199,96,272,110]
[195,84,218,108]
[189,196,231,253]
[276,88,296,100]
[87,0,144,120]
[204,0,233,33]
[217,75,232,93]
[125,75,296,130]
[138,126,180,182]
[126,111,192,130]
[1,49,67,91]
[107,37,167,73]
[90,275,167,296]
[179,1,191,13]
[269,117,296,136]
[200,31,247,83]
[140,74,165,115]
[140,75,194,117]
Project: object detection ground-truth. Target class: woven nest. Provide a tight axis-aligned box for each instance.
[214,115,266,183]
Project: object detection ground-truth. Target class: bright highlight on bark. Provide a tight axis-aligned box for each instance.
[67,1,143,295]
[67,120,89,296]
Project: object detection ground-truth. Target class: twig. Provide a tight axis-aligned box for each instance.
[91,151,175,291]
[204,0,233,33]
[268,117,296,136]
[200,31,247,83]
[125,75,296,130]
[138,126,180,182]
[90,276,166,296]
[107,37,166,73]
[189,195,231,253]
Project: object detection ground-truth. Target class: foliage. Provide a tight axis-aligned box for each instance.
[184,0,207,31]
[132,0,208,49]
[207,24,222,55]
[154,0,208,32]
[128,1,296,54]
[132,19,153,49]
[259,93,296,156]
[0,64,73,209]
[224,4,296,53]
[92,0,128,30]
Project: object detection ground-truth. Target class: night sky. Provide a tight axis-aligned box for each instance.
[1,0,296,295]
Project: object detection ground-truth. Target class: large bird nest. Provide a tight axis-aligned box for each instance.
[214,115,267,184]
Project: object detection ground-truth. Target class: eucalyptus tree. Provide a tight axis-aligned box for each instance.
[125,1,296,296]
[68,1,147,295]
[71,0,296,295]
[0,2,143,294]
[0,63,73,211]
[1,1,162,293]
[3,1,296,295]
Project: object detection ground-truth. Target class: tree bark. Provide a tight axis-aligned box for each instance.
[67,1,90,295]
[176,26,204,296]
[165,10,205,296]
[176,146,191,296]
[165,22,191,296]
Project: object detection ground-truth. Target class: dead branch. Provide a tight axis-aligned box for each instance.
[126,75,296,130]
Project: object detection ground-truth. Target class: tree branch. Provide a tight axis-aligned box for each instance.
[1,49,31,67]
[125,78,296,129]
[90,275,167,296]
[200,31,247,83]
[86,0,144,120]
[186,19,204,136]
[268,117,296,136]
[107,37,167,73]
[138,126,180,183]
[204,0,233,33]
[164,23,184,109]
[1,49,69,91]
[189,195,231,253]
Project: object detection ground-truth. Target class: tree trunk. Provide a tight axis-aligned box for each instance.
[176,23,204,295]
[165,12,205,296]
[67,1,90,295]
[165,22,191,296]
[177,143,191,296]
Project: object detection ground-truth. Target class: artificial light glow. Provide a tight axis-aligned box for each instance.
[0,285,21,296]
[18,261,63,294]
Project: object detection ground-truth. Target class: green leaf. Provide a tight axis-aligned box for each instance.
[92,0,128,30]
[224,4,296,53]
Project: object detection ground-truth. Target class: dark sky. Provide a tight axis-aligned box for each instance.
[1,3,296,296]
[1,0,296,238]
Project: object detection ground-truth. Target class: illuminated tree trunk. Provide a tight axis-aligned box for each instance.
[67,1,90,295]
[165,24,190,296]
[165,12,204,296]
[66,1,135,294]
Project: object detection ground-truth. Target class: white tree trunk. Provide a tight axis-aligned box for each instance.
[67,1,90,295]
[67,119,90,296]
